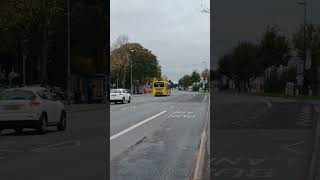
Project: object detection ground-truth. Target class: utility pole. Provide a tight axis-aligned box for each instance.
[67,0,71,105]
[23,55,26,86]
[116,78,118,89]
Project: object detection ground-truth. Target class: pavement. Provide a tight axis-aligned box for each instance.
[65,103,107,112]
[110,90,209,180]
[210,93,319,180]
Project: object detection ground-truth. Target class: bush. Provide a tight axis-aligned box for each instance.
[192,84,201,91]
[264,72,286,93]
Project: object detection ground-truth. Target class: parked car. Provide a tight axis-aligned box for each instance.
[110,89,131,104]
[29,84,68,104]
[0,87,66,134]
[126,89,132,95]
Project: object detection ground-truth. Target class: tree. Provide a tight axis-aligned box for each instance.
[201,68,209,91]
[110,45,129,88]
[201,68,209,81]
[181,74,192,89]
[259,25,291,71]
[218,54,234,79]
[232,42,261,92]
[71,0,108,74]
[112,34,129,50]
[110,41,161,88]
[0,0,65,84]
[191,70,201,83]
[161,75,168,81]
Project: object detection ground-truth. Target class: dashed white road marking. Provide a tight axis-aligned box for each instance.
[168,111,196,119]
[296,106,312,127]
[282,141,304,155]
[110,110,167,141]
[120,106,136,111]
[262,99,272,109]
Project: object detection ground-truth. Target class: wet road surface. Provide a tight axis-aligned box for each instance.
[0,109,107,180]
[110,91,209,180]
[211,93,317,180]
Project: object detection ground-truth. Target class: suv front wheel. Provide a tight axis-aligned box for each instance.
[57,112,66,131]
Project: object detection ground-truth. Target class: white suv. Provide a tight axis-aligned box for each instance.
[110,89,131,104]
[0,87,66,134]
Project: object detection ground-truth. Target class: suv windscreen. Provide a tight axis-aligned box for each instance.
[111,89,121,93]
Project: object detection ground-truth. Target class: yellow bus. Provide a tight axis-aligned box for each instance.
[152,81,171,96]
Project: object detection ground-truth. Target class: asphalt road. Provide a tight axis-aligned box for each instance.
[0,90,208,180]
[110,90,209,180]
[211,93,317,180]
[0,108,107,180]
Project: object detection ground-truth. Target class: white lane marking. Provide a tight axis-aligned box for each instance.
[110,111,167,141]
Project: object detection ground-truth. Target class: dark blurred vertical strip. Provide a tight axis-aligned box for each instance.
[106,0,110,179]
[209,0,215,179]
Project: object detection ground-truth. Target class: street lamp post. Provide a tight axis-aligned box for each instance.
[297,0,307,95]
[129,49,135,94]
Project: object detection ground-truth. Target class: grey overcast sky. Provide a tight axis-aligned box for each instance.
[111,0,210,82]
[212,0,320,69]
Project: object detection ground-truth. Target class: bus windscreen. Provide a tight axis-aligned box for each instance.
[154,82,164,87]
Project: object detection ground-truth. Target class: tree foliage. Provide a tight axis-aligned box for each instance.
[191,70,201,83]
[201,68,209,81]
[181,74,192,88]
[110,40,161,88]
[259,25,291,70]
[218,53,234,79]
[0,0,108,87]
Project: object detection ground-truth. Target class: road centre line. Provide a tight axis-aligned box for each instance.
[110,111,167,141]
